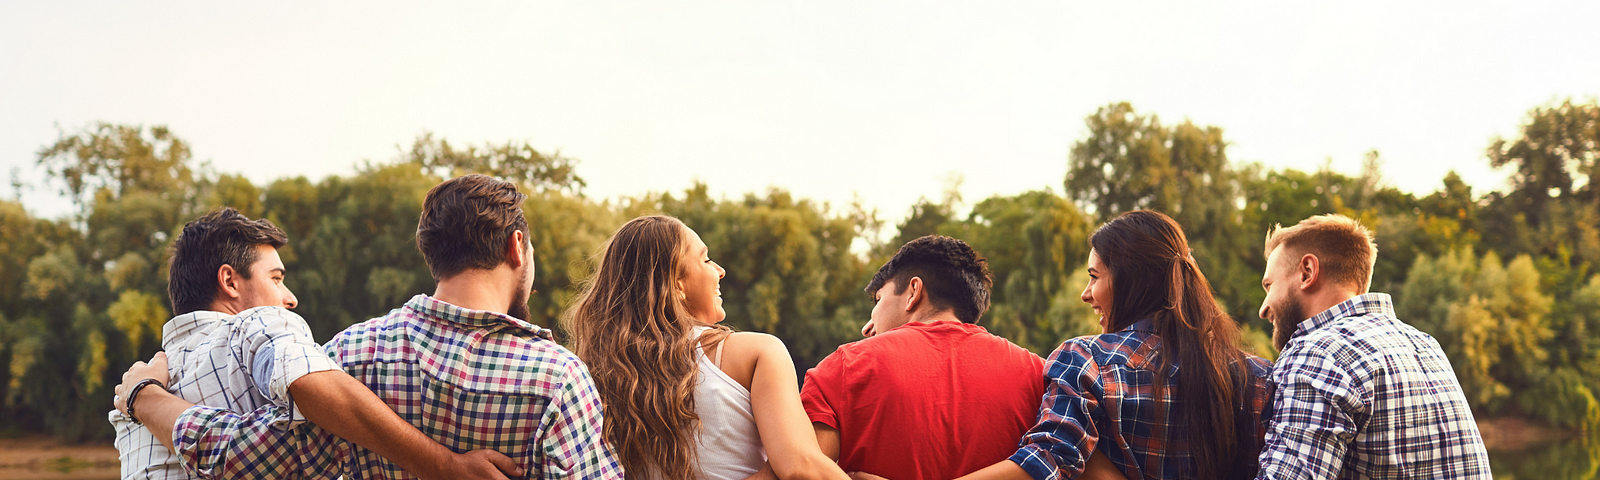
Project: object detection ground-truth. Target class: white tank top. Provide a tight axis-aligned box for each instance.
[690,326,767,480]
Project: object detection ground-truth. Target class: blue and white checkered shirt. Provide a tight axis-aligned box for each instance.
[1256,293,1491,479]
[110,307,340,480]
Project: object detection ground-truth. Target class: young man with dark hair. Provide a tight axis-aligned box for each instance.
[110,207,513,480]
[798,235,1045,479]
[115,175,622,479]
[1256,214,1490,479]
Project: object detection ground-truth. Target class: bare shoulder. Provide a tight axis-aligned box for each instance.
[708,331,792,388]
[724,331,785,350]
[722,331,793,362]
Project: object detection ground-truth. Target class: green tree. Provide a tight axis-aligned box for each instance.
[940,190,1093,353]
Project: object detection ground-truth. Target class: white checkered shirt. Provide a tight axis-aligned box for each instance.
[109,307,340,480]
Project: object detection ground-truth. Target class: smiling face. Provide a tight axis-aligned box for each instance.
[679,225,726,323]
[1260,245,1310,350]
[1081,249,1112,333]
[235,244,297,310]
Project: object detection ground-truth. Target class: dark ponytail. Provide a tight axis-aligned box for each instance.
[1090,210,1258,480]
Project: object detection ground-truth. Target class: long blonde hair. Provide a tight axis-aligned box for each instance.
[562,215,730,478]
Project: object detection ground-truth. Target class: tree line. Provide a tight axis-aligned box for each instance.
[2,100,1597,444]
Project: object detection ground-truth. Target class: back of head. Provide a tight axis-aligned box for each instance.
[1263,213,1378,293]
[168,207,288,315]
[1088,210,1256,479]
[561,215,712,479]
[416,174,529,280]
[865,235,993,323]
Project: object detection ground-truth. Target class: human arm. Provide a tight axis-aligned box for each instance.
[813,423,841,460]
[740,421,842,480]
[1255,343,1362,479]
[745,333,850,480]
[290,370,523,480]
[113,352,186,452]
[250,307,519,480]
[849,455,1125,480]
[986,342,1105,480]
[111,357,520,479]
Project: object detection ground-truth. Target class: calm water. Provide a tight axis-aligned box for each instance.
[1490,439,1600,479]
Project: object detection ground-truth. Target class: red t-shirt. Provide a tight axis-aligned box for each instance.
[801,320,1046,480]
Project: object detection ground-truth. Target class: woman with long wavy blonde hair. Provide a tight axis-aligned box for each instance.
[563,215,848,480]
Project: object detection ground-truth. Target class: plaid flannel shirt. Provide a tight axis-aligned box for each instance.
[1256,293,1490,479]
[170,294,622,479]
[1009,320,1275,480]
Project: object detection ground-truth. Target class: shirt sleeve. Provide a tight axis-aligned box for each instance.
[800,348,846,430]
[1256,340,1365,480]
[537,359,624,479]
[1008,341,1104,480]
[232,307,341,425]
[172,403,342,480]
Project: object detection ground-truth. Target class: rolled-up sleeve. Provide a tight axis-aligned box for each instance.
[232,307,340,425]
[172,403,338,480]
[1009,341,1105,480]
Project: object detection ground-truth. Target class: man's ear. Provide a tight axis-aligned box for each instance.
[216,264,243,300]
[505,230,529,269]
[903,276,924,313]
[1297,253,1322,292]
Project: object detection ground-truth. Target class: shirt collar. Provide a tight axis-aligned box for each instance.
[1120,318,1157,334]
[1295,292,1395,338]
[161,310,231,350]
[403,294,553,339]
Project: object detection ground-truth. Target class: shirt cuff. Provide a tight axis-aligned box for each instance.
[172,405,229,459]
[806,412,838,430]
[1009,444,1066,480]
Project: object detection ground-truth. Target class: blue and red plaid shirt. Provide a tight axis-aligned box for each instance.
[1008,319,1275,480]
[1256,293,1490,479]
[170,294,623,479]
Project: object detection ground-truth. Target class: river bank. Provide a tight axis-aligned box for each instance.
[0,437,118,480]
[0,418,1589,479]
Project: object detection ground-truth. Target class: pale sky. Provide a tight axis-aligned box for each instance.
[3,1,1597,223]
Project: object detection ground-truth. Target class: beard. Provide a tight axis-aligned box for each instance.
[507,268,532,322]
[1270,294,1308,351]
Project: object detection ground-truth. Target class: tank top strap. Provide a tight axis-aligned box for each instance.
[714,336,727,368]
[692,325,729,368]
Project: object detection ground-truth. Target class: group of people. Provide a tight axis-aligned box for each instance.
[109,173,1493,480]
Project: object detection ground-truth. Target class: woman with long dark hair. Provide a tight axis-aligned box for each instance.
[563,215,848,480]
[869,210,1274,480]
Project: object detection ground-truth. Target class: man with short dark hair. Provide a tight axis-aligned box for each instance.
[116,175,622,479]
[798,235,1045,479]
[111,207,513,480]
[1256,214,1490,479]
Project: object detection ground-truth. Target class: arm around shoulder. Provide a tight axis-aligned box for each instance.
[737,332,849,480]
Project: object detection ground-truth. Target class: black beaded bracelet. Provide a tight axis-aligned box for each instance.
[125,378,166,426]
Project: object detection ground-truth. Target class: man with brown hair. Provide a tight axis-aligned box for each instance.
[115,175,622,479]
[1255,214,1490,479]
[110,207,516,480]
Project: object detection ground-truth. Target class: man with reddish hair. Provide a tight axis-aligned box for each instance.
[1255,214,1490,479]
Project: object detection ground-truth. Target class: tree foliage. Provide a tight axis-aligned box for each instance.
[5,101,1600,449]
